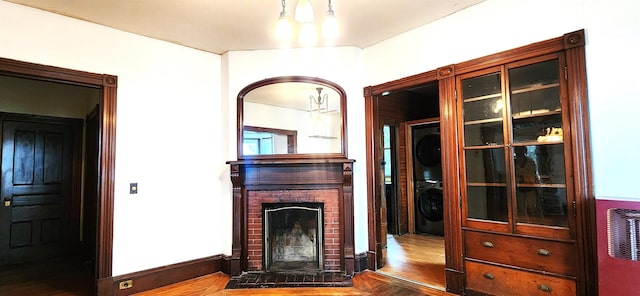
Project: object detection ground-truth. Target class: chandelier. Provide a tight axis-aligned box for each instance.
[275,0,338,46]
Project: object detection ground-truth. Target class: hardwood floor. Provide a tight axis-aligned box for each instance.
[133,271,455,296]
[0,256,94,296]
[377,233,446,289]
[0,235,449,296]
[135,233,449,296]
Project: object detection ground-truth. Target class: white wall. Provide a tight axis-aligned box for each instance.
[583,0,640,201]
[364,0,640,201]
[0,1,224,276]
[222,47,369,253]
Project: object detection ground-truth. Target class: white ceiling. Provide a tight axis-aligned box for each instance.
[7,0,485,54]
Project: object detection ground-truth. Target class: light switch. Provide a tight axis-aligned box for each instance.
[130,183,138,194]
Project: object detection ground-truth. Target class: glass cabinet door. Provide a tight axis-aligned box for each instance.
[508,57,571,235]
[459,67,510,231]
[459,55,573,238]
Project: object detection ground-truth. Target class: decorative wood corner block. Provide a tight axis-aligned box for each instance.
[437,65,455,80]
[564,29,585,49]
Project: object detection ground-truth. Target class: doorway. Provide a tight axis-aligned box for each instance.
[366,80,447,289]
[0,58,117,295]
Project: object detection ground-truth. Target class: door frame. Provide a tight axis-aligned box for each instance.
[405,117,441,235]
[364,67,464,293]
[0,58,117,286]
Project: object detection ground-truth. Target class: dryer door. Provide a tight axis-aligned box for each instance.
[417,188,444,222]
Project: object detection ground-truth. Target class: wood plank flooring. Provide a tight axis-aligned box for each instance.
[0,256,94,296]
[377,233,446,289]
[0,234,449,295]
[135,233,449,296]
[133,271,454,296]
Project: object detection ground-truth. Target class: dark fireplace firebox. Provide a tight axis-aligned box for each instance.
[264,203,323,272]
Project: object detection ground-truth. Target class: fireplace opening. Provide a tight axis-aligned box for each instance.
[263,203,323,272]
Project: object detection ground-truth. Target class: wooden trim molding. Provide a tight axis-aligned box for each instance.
[436,65,455,80]
[99,255,222,295]
[564,29,585,49]
[438,74,464,295]
[99,74,117,279]
[563,29,597,296]
[363,89,380,269]
[354,252,369,273]
[0,57,117,285]
[367,70,438,96]
[454,34,565,76]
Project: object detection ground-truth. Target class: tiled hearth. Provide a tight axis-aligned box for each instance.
[227,159,355,276]
[225,271,352,289]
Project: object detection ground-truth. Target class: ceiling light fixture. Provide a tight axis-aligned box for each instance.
[275,0,338,46]
[295,0,314,23]
[322,0,338,39]
[275,0,294,41]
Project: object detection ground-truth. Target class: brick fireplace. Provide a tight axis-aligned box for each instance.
[227,159,355,276]
[250,191,341,272]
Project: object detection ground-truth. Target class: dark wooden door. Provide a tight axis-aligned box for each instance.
[0,118,75,265]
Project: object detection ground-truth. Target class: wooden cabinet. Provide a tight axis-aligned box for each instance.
[464,230,577,276]
[458,50,581,294]
[364,29,592,295]
[465,260,576,296]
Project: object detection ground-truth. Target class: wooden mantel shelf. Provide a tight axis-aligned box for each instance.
[227,157,355,165]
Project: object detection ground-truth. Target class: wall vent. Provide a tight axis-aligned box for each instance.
[608,208,640,261]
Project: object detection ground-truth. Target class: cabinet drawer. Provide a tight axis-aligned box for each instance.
[466,260,576,296]
[465,231,576,276]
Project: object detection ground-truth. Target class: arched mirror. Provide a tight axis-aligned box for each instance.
[237,76,347,159]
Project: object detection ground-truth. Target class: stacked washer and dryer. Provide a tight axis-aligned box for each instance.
[412,123,444,236]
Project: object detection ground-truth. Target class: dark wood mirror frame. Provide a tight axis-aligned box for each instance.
[237,76,348,160]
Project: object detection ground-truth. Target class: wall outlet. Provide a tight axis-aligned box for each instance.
[119,279,133,290]
[130,183,138,194]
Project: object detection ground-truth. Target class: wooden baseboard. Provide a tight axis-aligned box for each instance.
[445,268,464,295]
[96,251,368,295]
[354,252,368,272]
[97,255,223,295]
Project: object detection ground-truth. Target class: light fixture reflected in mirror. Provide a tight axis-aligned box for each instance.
[309,87,335,139]
[310,87,328,117]
[275,0,338,45]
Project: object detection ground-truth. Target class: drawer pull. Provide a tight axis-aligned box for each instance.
[538,284,552,292]
[482,241,494,248]
[537,248,551,256]
[482,273,495,280]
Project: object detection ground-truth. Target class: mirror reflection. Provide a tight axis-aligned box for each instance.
[239,77,346,157]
